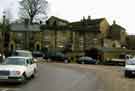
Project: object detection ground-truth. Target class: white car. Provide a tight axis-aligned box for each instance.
[125,58,135,77]
[12,50,38,63]
[0,56,37,83]
[12,50,33,58]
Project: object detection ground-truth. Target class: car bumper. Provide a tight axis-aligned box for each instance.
[0,76,23,83]
[125,70,135,75]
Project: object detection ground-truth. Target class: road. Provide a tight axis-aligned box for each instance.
[0,63,103,91]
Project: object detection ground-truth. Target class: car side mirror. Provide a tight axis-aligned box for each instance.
[32,58,37,63]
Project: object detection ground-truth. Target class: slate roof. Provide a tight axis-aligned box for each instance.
[70,18,104,26]
[108,23,126,40]
[69,18,105,32]
[40,17,105,32]
[70,25,100,32]
[110,23,126,31]
[48,16,69,24]
[10,23,41,32]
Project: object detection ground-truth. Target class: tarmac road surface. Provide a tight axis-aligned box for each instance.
[0,63,103,91]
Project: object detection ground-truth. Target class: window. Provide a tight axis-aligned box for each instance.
[26,59,30,64]
[26,59,32,64]
[16,33,23,38]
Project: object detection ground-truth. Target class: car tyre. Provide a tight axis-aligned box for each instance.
[125,71,129,77]
[21,73,27,83]
[31,69,37,78]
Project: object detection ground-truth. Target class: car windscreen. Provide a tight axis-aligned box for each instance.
[4,58,26,65]
[126,60,135,65]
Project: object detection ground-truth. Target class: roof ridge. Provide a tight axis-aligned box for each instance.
[49,16,69,23]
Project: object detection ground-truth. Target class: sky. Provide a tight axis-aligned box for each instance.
[0,0,135,34]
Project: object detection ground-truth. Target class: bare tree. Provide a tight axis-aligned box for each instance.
[19,0,49,24]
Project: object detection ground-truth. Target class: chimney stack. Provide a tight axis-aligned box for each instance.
[24,18,29,27]
[113,20,116,25]
[83,16,86,21]
[3,11,6,25]
[40,21,42,24]
[88,16,91,20]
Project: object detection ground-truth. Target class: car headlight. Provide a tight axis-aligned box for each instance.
[11,71,21,76]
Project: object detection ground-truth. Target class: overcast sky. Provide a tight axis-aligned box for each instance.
[0,0,134,34]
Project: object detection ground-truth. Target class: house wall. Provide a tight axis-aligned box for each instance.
[0,16,128,56]
[120,30,127,46]
[73,32,84,51]
[44,30,53,49]
[127,35,135,50]
[100,19,110,37]
[56,30,71,49]
[48,18,68,26]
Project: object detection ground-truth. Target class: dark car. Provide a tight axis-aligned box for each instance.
[32,51,44,58]
[77,56,96,64]
[54,52,67,61]
[44,51,67,62]
[32,51,45,62]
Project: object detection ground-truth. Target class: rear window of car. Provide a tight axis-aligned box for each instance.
[32,52,43,57]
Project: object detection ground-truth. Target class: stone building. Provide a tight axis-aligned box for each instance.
[126,35,135,50]
[107,20,127,48]
[9,23,42,51]
[0,16,127,56]
[69,16,110,51]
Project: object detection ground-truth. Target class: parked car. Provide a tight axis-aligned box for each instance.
[11,50,37,62]
[77,56,96,64]
[124,58,135,77]
[53,52,67,61]
[32,51,45,62]
[0,56,37,83]
[12,50,32,57]
[111,54,133,65]
[44,51,68,62]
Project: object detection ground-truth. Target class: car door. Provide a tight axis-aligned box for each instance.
[29,59,35,76]
[29,58,35,74]
[31,59,37,71]
[26,59,33,77]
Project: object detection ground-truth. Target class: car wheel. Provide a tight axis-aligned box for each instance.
[125,71,129,77]
[31,69,37,78]
[21,73,27,83]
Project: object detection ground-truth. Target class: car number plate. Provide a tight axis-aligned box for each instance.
[0,76,8,79]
